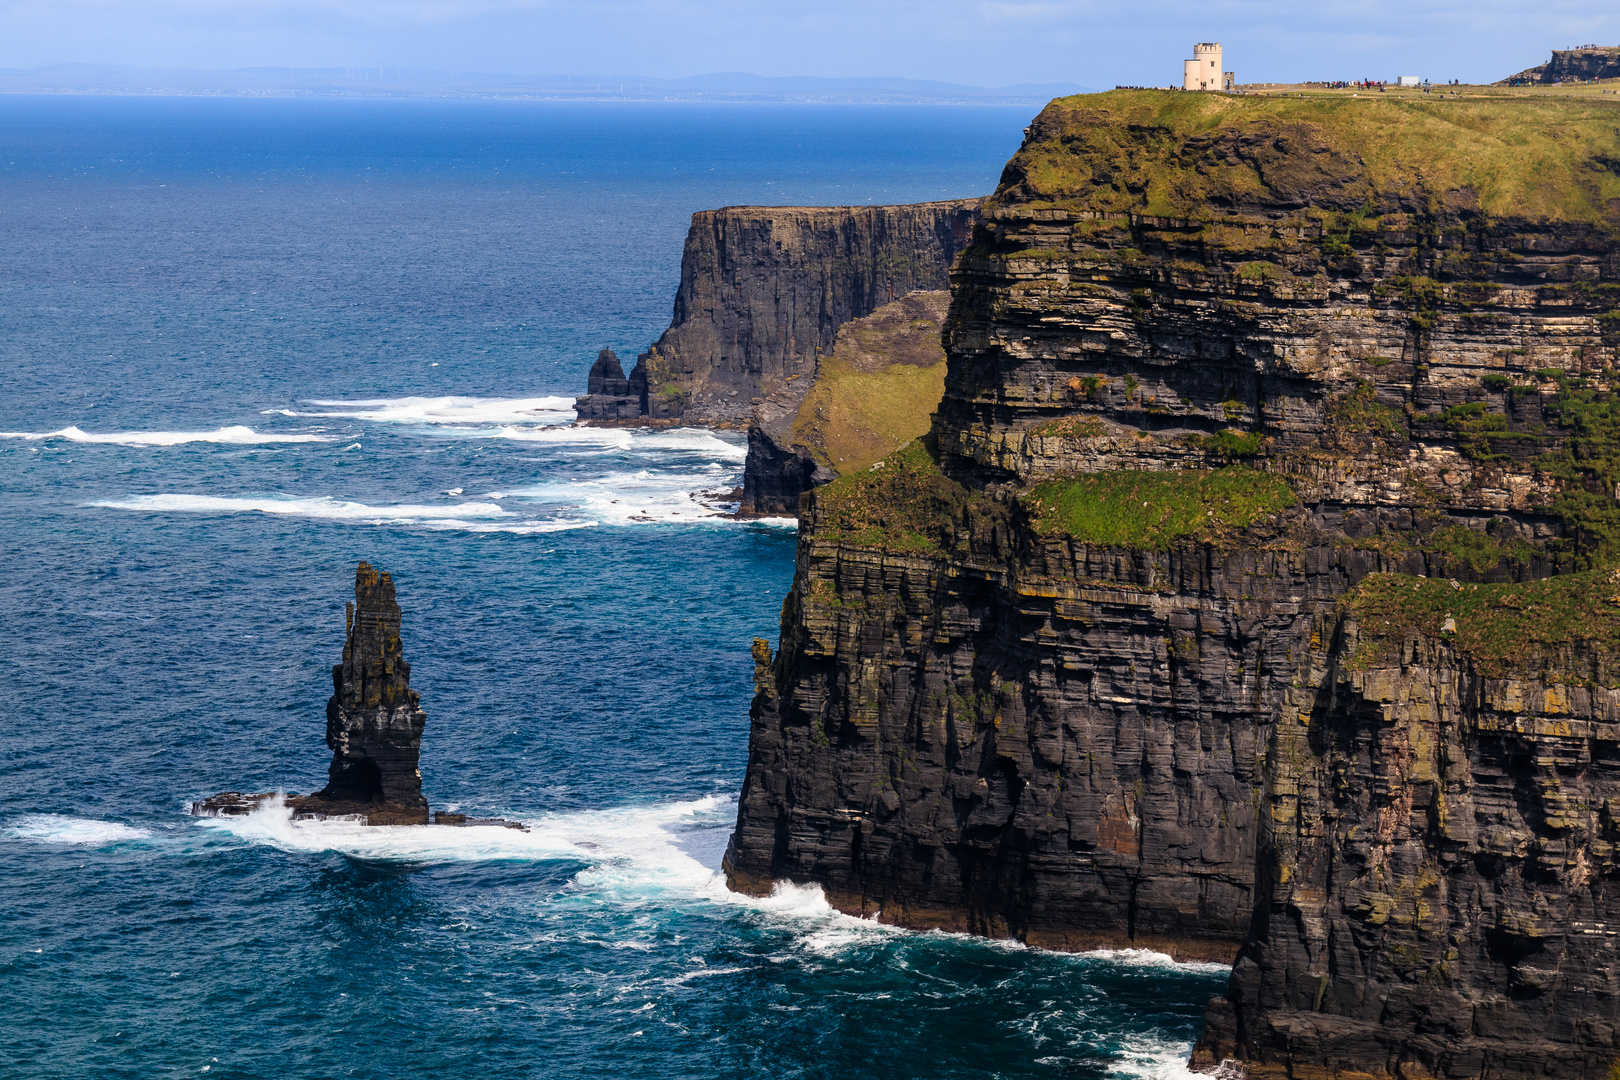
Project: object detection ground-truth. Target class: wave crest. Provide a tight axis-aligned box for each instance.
[0,425,328,446]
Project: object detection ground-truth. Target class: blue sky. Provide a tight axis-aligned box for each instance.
[0,0,1614,87]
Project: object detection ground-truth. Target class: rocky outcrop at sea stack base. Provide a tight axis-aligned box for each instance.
[192,561,429,825]
[193,563,522,829]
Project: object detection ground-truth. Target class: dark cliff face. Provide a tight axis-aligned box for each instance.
[1502,47,1620,85]
[576,348,643,423]
[576,200,978,428]
[314,561,428,823]
[738,425,827,518]
[1197,593,1620,1079]
[726,90,1620,1077]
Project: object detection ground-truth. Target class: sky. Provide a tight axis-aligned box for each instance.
[0,0,1615,88]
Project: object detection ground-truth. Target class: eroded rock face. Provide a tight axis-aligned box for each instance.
[724,90,1620,1076]
[1502,46,1620,84]
[312,561,428,822]
[574,348,643,423]
[1196,614,1620,1080]
[191,561,430,827]
[576,201,979,428]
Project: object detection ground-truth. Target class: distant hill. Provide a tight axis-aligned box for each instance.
[0,64,1093,105]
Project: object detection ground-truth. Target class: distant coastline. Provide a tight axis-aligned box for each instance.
[0,64,1092,105]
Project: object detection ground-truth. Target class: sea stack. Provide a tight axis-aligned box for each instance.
[191,561,432,826]
[310,561,429,824]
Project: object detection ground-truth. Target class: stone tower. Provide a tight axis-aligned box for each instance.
[1183,42,1222,91]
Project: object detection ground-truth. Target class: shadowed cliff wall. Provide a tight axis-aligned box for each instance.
[726,89,1620,1078]
[575,201,978,427]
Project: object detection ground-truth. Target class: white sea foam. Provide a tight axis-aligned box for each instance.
[90,493,511,521]
[192,792,900,963]
[474,425,634,449]
[5,814,153,845]
[190,794,753,896]
[492,467,738,525]
[451,425,746,466]
[281,395,577,426]
[632,428,748,461]
[1108,1034,1205,1080]
[1077,947,1233,976]
[89,493,606,535]
[193,796,585,862]
[0,425,328,446]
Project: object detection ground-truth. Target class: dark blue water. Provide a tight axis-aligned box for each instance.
[0,97,1223,1080]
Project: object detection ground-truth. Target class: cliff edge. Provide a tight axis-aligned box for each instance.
[575,200,978,428]
[725,89,1620,1077]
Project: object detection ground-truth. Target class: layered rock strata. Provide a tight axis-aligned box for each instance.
[725,89,1620,1076]
[740,290,950,516]
[1195,578,1620,1079]
[1502,46,1620,85]
[574,200,979,428]
[574,348,643,423]
[310,561,429,822]
[193,561,432,827]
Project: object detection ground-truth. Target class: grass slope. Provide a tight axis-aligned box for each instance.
[994,89,1620,223]
[1025,467,1296,549]
[1344,569,1620,681]
[790,292,949,475]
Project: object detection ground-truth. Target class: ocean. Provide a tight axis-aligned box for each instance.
[0,95,1226,1079]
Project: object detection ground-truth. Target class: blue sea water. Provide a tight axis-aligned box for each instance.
[0,96,1225,1079]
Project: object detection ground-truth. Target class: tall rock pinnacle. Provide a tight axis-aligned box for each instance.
[194,561,525,829]
[311,561,428,821]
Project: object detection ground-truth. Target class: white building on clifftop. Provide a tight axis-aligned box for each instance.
[1183,42,1234,90]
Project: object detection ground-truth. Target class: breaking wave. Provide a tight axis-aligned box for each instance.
[276,395,577,426]
[5,815,154,845]
[89,493,514,523]
[0,425,329,446]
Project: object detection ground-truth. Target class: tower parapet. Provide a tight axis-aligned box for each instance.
[1183,42,1223,91]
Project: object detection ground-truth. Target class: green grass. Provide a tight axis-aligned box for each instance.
[1330,379,1409,440]
[788,292,949,476]
[991,89,1620,224]
[1537,387,1620,565]
[1187,429,1266,457]
[1422,524,1542,573]
[1023,466,1296,549]
[811,439,986,555]
[1343,569,1620,681]
[791,359,946,474]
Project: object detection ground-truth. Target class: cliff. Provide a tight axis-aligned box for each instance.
[739,290,950,516]
[1501,46,1620,85]
[724,89,1620,1077]
[575,200,978,427]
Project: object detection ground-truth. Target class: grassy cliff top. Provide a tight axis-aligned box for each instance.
[991,89,1620,223]
[1344,569,1620,681]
